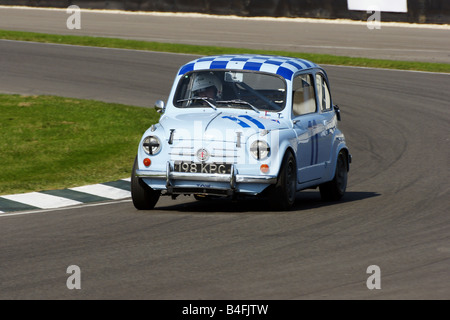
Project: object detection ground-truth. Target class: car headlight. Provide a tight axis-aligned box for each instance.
[250,140,270,160]
[143,136,161,155]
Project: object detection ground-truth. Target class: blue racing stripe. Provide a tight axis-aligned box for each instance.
[210,60,229,69]
[196,57,217,62]
[314,120,319,165]
[222,116,251,128]
[231,57,250,62]
[286,60,304,70]
[178,63,195,75]
[178,55,317,79]
[265,60,284,66]
[276,67,294,80]
[309,121,314,165]
[239,115,265,129]
[243,62,263,71]
[302,60,313,68]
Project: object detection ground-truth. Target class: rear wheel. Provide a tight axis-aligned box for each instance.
[268,151,297,211]
[320,151,348,201]
[131,156,160,210]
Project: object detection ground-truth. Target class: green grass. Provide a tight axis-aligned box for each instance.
[0,94,160,195]
[1,29,449,73]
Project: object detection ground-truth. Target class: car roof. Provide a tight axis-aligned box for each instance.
[177,54,318,80]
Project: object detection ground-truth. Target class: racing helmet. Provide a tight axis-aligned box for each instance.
[192,73,222,99]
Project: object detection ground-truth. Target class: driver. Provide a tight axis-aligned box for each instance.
[192,73,222,100]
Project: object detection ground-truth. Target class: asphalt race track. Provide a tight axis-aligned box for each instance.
[0,6,449,64]
[0,16,449,299]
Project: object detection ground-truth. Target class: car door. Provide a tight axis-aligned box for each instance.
[291,73,325,184]
[315,72,336,169]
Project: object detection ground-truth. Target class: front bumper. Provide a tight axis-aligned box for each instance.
[135,162,277,191]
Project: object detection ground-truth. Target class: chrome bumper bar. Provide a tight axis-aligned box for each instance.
[135,162,277,189]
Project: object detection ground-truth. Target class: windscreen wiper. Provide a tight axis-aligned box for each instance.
[216,99,260,113]
[177,97,217,110]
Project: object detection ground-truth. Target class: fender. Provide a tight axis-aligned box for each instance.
[268,128,297,185]
[325,137,350,182]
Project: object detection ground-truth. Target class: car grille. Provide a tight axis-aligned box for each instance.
[169,140,242,164]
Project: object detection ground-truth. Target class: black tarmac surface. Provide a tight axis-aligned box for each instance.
[0,9,449,299]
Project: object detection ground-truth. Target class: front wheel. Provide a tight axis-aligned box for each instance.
[268,151,297,211]
[319,151,348,201]
[131,156,161,210]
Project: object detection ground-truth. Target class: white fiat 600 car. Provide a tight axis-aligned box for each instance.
[131,54,351,210]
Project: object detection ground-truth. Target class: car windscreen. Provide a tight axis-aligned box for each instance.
[173,70,286,112]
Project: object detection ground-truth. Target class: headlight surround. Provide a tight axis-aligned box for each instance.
[143,136,161,155]
[250,140,270,160]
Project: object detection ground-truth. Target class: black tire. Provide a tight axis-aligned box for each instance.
[131,156,161,210]
[268,151,297,211]
[319,151,348,201]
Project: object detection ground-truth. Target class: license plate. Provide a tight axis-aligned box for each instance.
[174,162,231,174]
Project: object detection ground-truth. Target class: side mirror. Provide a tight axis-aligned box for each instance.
[334,105,341,121]
[154,100,165,113]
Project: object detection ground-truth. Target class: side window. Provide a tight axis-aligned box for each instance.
[315,73,332,112]
[292,74,316,117]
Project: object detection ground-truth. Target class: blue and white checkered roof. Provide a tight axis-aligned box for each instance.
[178,54,318,80]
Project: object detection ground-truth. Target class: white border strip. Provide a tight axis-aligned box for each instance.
[0,178,132,214]
[1,192,82,209]
[70,184,131,200]
[0,199,132,218]
[0,5,449,29]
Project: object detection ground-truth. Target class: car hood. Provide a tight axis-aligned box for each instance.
[159,111,288,142]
